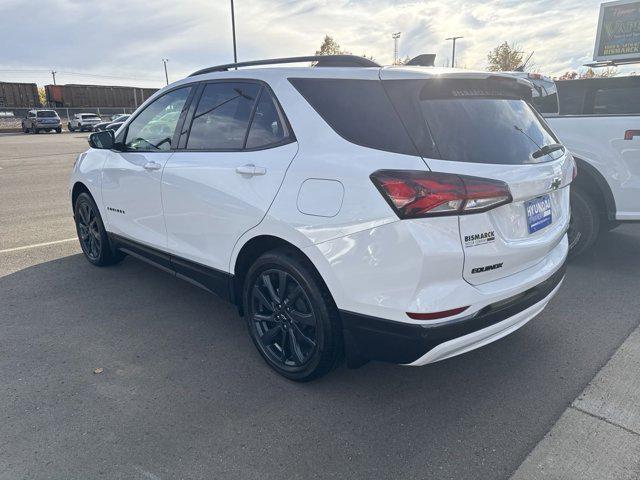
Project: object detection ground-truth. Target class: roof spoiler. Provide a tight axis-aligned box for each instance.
[405,54,436,67]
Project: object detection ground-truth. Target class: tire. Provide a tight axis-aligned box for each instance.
[22,123,28,134]
[74,192,125,266]
[243,248,342,381]
[56,127,62,134]
[34,128,40,134]
[568,187,600,259]
[68,124,74,132]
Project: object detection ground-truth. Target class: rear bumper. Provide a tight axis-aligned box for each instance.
[341,262,565,367]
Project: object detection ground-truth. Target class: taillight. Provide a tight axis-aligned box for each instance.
[370,170,512,219]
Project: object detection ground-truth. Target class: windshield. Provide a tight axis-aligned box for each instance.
[384,78,561,164]
[37,111,58,118]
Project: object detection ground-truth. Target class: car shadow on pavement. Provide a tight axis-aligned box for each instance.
[1,224,639,480]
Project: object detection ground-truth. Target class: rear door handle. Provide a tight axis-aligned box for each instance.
[235,164,266,176]
[143,161,162,171]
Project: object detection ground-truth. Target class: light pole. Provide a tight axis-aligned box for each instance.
[162,59,169,85]
[445,36,463,68]
[392,32,401,65]
[51,70,57,85]
[230,0,238,65]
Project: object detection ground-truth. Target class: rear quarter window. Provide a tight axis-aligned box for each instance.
[288,78,419,156]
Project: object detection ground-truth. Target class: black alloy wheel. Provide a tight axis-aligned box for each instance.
[74,192,124,266]
[244,249,342,381]
[76,199,102,261]
[251,269,318,368]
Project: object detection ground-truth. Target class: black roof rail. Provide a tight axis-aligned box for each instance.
[189,55,381,77]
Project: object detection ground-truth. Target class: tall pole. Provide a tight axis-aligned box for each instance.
[445,36,463,68]
[230,0,238,65]
[162,59,169,85]
[392,32,401,65]
[51,70,57,85]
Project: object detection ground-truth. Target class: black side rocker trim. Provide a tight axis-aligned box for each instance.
[340,263,566,367]
[109,233,235,302]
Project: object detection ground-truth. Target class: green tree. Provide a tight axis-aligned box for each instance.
[38,87,47,107]
[487,41,524,71]
[315,35,344,55]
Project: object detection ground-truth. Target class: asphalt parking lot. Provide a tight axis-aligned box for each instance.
[1,132,640,480]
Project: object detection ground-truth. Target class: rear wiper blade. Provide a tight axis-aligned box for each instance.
[532,143,564,159]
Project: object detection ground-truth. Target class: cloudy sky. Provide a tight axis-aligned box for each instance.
[0,0,630,88]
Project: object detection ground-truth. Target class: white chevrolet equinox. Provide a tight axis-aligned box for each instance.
[70,55,573,381]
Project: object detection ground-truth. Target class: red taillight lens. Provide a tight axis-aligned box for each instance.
[371,170,512,219]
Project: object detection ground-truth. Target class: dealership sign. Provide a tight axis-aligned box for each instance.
[594,0,640,63]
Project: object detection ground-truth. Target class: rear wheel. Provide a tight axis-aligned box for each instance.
[68,124,74,132]
[56,127,62,134]
[22,123,28,133]
[568,187,600,258]
[74,192,124,266]
[243,249,342,381]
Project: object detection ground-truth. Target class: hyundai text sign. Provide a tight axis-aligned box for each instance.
[594,0,640,63]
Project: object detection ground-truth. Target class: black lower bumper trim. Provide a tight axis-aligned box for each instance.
[341,263,566,367]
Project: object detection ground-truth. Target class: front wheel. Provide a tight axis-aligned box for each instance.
[56,127,62,133]
[243,249,342,381]
[74,192,124,266]
[22,123,29,133]
[568,187,600,258]
[68,124,74,132]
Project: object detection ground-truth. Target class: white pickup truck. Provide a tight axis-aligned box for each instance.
[515,73,640,257]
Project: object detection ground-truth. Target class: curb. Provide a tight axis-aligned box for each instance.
[511,326,640,479]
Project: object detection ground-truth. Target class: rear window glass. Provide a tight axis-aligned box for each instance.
[592,86,640,115]
[289,78,419,156]
[384,79,560,165]
[37,111,58,118]
[81,114,100,119]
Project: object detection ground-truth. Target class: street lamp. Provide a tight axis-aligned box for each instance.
[392,32,401,65]
[445,36,463,68]
[231,0,238,65]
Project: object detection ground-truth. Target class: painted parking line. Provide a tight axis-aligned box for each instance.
[0,237,77,254]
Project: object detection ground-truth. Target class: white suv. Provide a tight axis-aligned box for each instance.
[68,113,102,132]
[70,55,573,381]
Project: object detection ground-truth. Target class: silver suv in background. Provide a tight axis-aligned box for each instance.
[68,113,102,132]
[22,110,62,134]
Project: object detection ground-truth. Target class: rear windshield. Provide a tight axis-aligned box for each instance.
[82,114,100,119]
[385,79,561,164]
[37,111,58,118]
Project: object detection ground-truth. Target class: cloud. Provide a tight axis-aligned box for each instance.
[0,0,631,88]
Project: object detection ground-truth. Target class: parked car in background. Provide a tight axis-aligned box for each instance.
[104,121,125,132]
[93,114,130,131]
[71,55,572,381]
[511,73,640,257]
[22,109,62,134]
[68,113,102,132]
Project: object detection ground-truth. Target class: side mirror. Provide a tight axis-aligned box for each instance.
[88,130,115,150]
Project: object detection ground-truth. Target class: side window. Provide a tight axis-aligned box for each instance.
[245,89,288,149]
[125,86,191,151]
[186,82,260,150]
[289,78,420,156]
[592,87,640,115]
